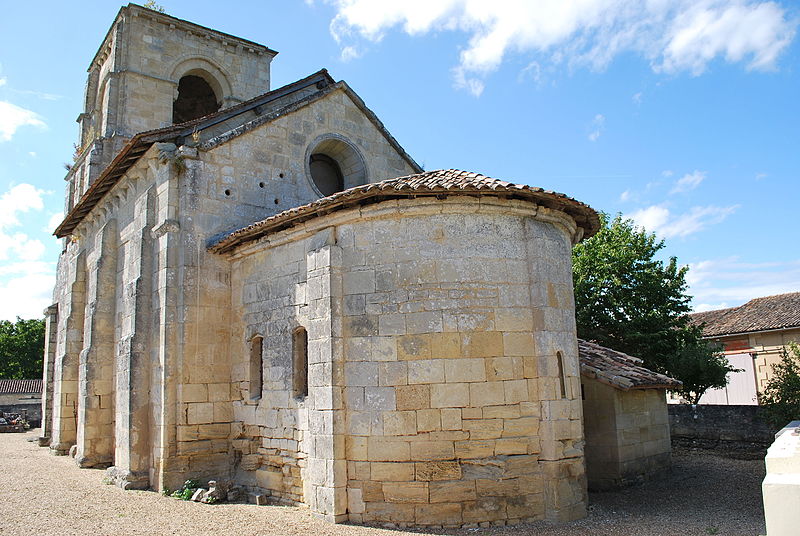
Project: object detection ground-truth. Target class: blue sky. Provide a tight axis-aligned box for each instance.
[0,0,798,320]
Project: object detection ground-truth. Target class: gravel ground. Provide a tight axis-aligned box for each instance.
[1,430,766,536]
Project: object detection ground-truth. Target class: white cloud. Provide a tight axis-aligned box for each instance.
[619,190,631,202]
[0,183,49,263]
[0,184,55,319]
[519,61,542,85]
[0,272,55,321]
[662,170,674,177]
[0,77,6,87]
[0,231,45,261]
[453,67,485,97]
[340,45,362,61]
[45,212,63,234]
[326,0,797,93]
[670,170,706,194]
[660,1,795,75]
[756,172,767,180]
[0,183,46,229]
[632,92,642,105]
[687,257,800,311]
[588,113,605,142]
[0,101,46,141]
[11,89,62,101]
[629,203,739,238]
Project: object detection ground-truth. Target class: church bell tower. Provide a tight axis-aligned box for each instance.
[66,3,277,213]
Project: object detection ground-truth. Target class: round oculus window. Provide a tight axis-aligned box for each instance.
[309,153,344,197]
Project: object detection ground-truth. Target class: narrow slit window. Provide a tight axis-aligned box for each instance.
[249,335,263,400]
[293,327,308,398]
[556,351,567,399]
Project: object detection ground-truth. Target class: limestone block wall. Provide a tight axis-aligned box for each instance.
[582,380,670,490]
[199,87,418,238]
[87,5,273,139]
[229,230,346,513]
[227,197,587,526]
[49,152,173,489]
[71,3,276,201]
[171,88,417,491]
[339,200,585,526]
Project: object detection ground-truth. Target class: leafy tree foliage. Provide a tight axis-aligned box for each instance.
[758,342,800,430]
[668,337,738,404]
[0,317,45,379]
[572,213,731,400]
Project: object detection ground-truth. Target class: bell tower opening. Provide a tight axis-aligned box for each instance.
[172,75,221,124]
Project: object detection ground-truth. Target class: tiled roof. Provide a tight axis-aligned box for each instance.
[209,169,600,254]
[690,292,800,337]
[0,379,42,394]
[578,339,682,391]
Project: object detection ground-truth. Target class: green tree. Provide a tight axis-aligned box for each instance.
[0,317,46,379]
[572,213,732,400]
[758,342,800,430]
[668,337,738,404]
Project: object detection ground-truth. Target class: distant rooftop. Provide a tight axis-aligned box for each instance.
[690,292,800,337]
[0,379,42,394]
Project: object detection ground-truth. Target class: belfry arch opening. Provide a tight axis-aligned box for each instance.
[173,74,221,124]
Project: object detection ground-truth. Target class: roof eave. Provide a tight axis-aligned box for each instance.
[54,70,335,238]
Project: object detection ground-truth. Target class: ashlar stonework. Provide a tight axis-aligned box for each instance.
[39,3,676,528]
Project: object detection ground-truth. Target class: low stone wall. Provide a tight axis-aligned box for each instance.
[668,404,774,457]
[0,402,41,427]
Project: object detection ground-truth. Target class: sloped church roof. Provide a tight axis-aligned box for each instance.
[55,70,421,238]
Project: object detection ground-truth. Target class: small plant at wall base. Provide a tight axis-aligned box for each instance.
[169,479,201,500]
[758,341,800,430]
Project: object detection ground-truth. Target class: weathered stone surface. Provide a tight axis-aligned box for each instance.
[415,461,462,481]
[44,4,599,529]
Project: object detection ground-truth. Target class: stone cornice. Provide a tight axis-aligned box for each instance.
[88,3,277,71]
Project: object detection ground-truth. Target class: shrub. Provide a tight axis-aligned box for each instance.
[758,341,800,430]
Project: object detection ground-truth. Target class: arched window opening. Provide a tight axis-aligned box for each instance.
[556,351,567,399]
[293,327,308,398]
[249,335,263,400]
[309,153,344,197]
[305,136,367,197]
[173,75,220,124]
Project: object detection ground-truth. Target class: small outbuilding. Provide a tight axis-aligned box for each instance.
[0,379,42,428]
[578,340,681,490]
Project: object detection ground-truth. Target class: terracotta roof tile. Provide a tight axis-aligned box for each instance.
[578,339,682,391]
[209,169,600,254]
[690,292,800,337]
[0,379,42,394]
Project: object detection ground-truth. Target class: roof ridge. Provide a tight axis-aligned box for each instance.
[691,291,800,337]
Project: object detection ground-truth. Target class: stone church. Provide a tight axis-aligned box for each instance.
[40,3,677,527]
